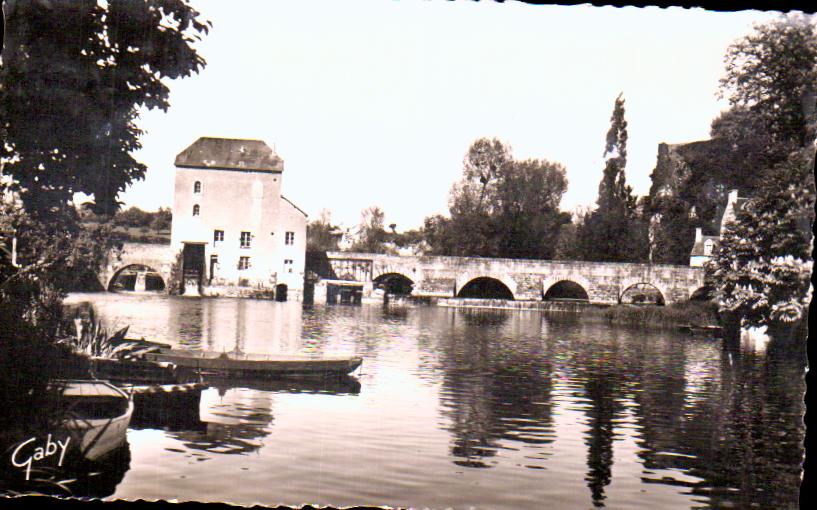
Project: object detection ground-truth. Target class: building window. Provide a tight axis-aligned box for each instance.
[193,204,200,216]
[285,231,295,245]
[240,231,252,248]
[238,256,250,270]
[214,229,224,244]
[284,259,293,273]
[704,240,714,256]
[194,181,202,194]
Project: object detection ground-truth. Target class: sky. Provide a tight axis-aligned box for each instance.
[120,0,779,230]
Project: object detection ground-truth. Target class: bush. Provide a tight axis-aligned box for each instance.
[601,300,719,328]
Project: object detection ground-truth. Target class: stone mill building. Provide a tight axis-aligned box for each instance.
[170,137,307,300]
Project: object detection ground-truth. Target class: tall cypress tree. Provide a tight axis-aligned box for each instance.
[576,94,648,262]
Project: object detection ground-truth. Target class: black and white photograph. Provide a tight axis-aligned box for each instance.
[0,1,813,509]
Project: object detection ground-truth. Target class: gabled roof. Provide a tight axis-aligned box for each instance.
[690,235,720,257]
[175,137,284,173]
[281,195,308,217]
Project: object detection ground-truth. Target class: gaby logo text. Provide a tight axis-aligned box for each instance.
[11,435,71,480]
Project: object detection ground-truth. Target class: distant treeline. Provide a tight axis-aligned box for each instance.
[80,206,172,244]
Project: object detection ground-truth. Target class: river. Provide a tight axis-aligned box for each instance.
[59,292,805,509]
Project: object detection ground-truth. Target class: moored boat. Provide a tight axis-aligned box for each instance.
[57,380,134,462]
[143,349,363,378]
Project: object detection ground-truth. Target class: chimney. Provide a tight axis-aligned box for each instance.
[727,189,739,206]
[695,227,702,243]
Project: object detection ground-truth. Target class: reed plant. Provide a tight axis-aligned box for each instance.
[601,300,719,329]
[57,305,153,360]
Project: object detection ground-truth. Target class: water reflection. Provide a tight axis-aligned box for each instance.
[55,294,804,509]
[437,311,555,469]
[169,388,274,456]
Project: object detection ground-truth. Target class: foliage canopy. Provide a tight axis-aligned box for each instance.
[0,0,210,217]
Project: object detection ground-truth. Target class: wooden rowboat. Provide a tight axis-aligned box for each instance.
[143,349,363,378]
[57,380,133,462]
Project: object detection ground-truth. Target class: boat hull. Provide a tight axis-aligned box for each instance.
[62,402,134,462]
[56,380,134,463]
[144,349,363,378]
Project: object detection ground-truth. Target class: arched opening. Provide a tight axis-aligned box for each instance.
[275,284,288,302]
[374,273,414,296]
[108,264,166,292]
[193,181,202,194]
[456,277,514,300]
[192,204,200,216]
[620,283,665,306]
[690,286,713,301]
[543,280,589,301]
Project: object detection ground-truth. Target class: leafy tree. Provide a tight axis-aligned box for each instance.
[575,94,648,262]
[492,158,571,259]
[150,207,173,232]
[647,16,817,265]
[0,0,210,217]
[351,206,392,253]
[706,16,817,327]
[719,14,817,153]
[114,206,154,228]
[708,149,814,326]
[460,138,513,213]
[307,209,342,252]
[424,138,570,259]
[0,1,209,444]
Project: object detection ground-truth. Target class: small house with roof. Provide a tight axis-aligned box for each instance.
[689,189,747,267]
[171,137,307,300]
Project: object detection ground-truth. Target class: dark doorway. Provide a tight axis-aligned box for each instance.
[182,243,205,294]
[276,284,288,302]
[209,254,218,284]
[327,283,363,305]
[543,280,589,301]
[456,277,514,300]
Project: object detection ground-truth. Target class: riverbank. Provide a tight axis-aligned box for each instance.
[410,296,720,331]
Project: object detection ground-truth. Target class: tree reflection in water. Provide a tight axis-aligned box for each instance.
[438,310,555,469]
[435,308,805,509]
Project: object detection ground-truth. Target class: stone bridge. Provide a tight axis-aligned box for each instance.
[98,242,175,291]
[321,252,705,305]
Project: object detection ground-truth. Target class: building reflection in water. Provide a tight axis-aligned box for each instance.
[169,388,274,456]
[167,298,304,354]
[163,378,361,457]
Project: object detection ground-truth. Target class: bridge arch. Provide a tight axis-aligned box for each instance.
[689,285,713,301]
[543,279,590,301]
[108,263,166,292]
[373,272,415,295]
[541,274,594,301]
[456,276,515,300]
[619,282,665,306]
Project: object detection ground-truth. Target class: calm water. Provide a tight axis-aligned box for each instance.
[56,293,804,509]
